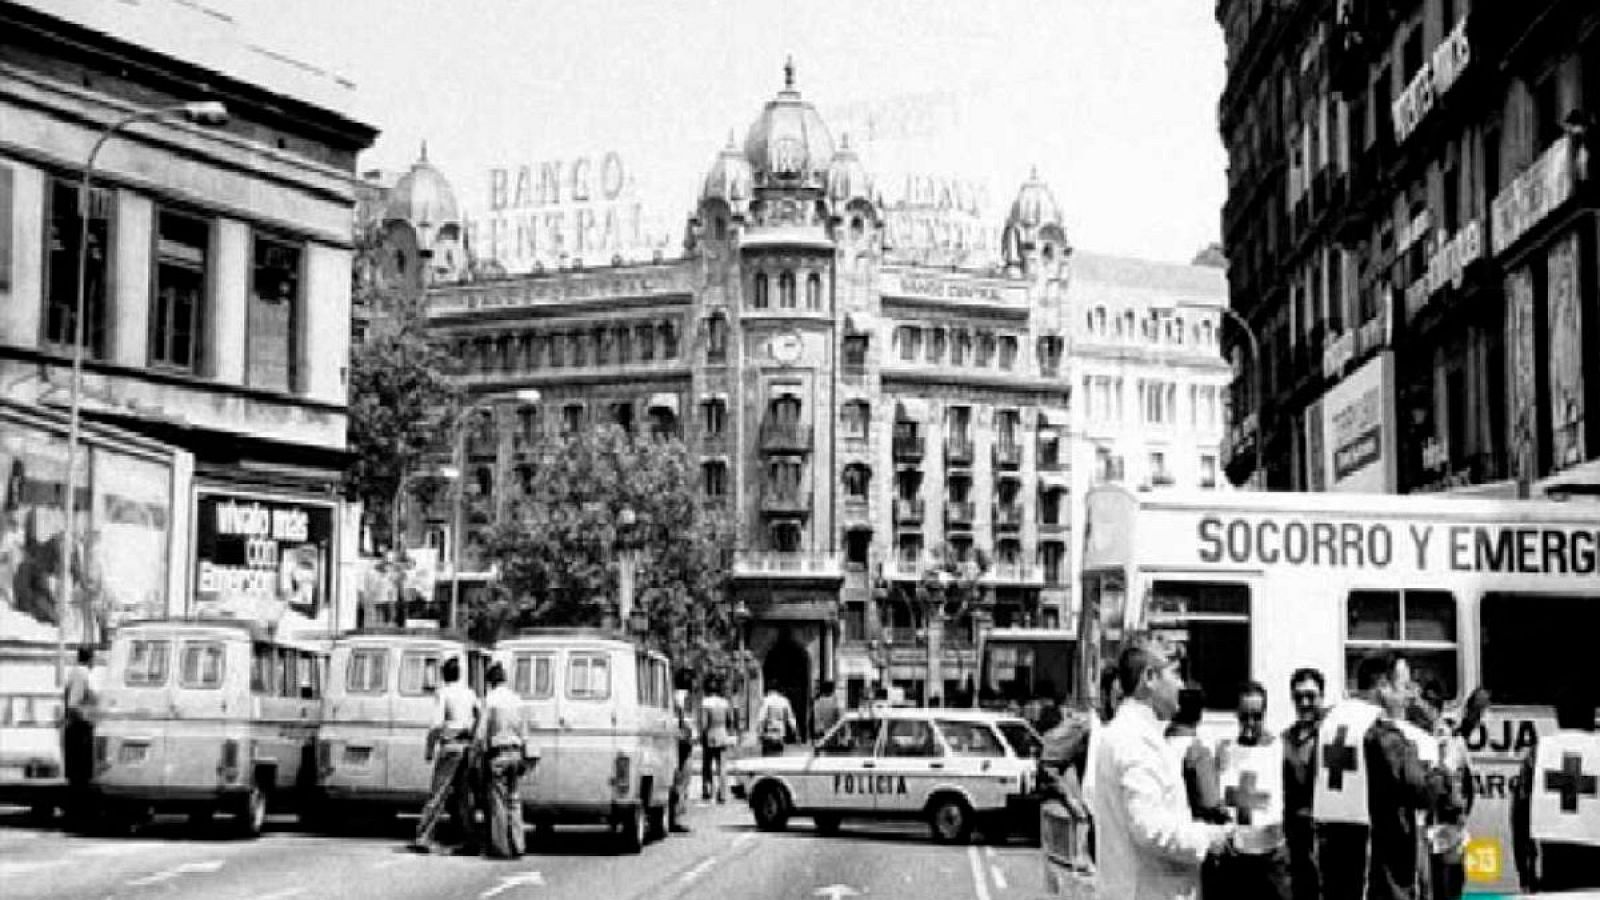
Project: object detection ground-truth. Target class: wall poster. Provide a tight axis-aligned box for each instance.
[192,491,335,632]
[1504,267,1539,483]
[1546,234,1586,470]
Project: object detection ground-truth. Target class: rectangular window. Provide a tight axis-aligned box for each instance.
[842,601,866,642]
[247,233,301,392]
[817,718,880,757]
[251,644,279,695]
[702,460,727,497]
[178,641,226,689]
[1481,593,1600,707]
[1344,589,1459,698]
[1149,580,1252,710]
[1200,454,1217,488]
[843,334,867,369]
[513,652,555,699]
[562,403,585,434]
[397,652,442,696]
[151,209,210,371]
[124,639,171,687]
[44,178,113,357]
[345,648,388,694]
[936,720,1005,757]
[567,653,611,700]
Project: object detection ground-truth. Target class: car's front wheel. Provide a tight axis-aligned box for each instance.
[928,795,973,844]
[751,783,790,832]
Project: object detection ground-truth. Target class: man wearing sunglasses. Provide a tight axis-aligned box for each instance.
[1282,668,1326,900]
[1213,681,1293,899]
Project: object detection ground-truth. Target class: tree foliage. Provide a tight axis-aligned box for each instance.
[911,542,992,625]
[482,425,737,673]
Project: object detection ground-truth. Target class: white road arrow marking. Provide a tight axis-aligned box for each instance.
[966,846,994,900]
[127,859,224,887]
[813,885,862,900]
[480,870,546,898]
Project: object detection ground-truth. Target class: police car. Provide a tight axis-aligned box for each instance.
[728,709,1041,843]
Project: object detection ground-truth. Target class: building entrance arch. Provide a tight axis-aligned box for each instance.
[762,635,811,742]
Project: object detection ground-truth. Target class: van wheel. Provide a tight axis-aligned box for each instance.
[614,806,646,854]
[928,796,973,844]
[752,784,789,832]
[813,813,841,836]
[235,786,267,838]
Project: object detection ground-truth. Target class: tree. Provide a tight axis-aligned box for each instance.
[344,292,461,554]
[483,425,738,673]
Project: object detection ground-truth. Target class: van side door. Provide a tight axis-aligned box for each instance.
[391,648,448,796]
[102,634,177,789]
[558,649,616,808]
[328,644,390,791]
[509,650,560,804]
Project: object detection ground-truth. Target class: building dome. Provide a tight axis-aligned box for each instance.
[384,143,461,230]
[702,134,754,206]
[825,134,871,206]
[743,58,835,183]
[1007,167,1063,232]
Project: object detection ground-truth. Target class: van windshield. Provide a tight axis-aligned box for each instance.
[125,639,171,687]
[178,641,226,689]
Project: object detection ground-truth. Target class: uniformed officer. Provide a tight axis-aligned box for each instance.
[1313,652,1449,900]
[414,657,480,853]
[1214,681,1292,900]
[1512,681,1600,893]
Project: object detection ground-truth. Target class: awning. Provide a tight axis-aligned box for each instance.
[844,313,877,335]
[1037,407,1070,430]
[647,392,680,415]
[700,391,729,405]
[894,398,930,422]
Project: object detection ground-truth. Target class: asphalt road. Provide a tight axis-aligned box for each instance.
[0,801,1044,900]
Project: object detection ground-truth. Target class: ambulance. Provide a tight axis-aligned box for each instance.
[1076,484,1600,895]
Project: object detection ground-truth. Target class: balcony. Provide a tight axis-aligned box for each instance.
[993,443,1023,470]
[944,501,975,530]
[945,437,975,467]
[760,489,811,517]
[1037,447,1067,473]
[994,503,1024,531]
[732,550,844,580]
[760,421,812,455]
[1038,511,1069,536]
[893,498,925,525]
[884,557,923,581]
[985,563,1044,587]
[892,434,925,462]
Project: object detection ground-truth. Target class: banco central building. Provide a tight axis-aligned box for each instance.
[383,67,1230,720]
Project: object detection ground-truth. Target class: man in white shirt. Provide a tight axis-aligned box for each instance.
[414,657,480,853]
[756,683,798,757]
[1091,642,1234,900]
[479,662,530,859]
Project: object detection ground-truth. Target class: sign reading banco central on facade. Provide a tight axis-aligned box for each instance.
[192,491,335,628]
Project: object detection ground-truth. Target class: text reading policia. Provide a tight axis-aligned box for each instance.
[1196,517,1600,575]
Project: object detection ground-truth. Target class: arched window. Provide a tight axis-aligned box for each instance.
[779,270,797,308]
[753,272,770,308]
[706,313,727,362]
[1093,307,1107,335]
[806,272,822,309]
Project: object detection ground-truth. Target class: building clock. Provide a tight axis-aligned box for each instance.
[770,331,804,365]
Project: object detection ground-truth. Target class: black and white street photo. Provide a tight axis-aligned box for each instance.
[1,1,1598,898]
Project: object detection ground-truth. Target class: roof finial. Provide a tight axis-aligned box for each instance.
[784,55,795,90]
[840,132,851,151]
[727,129,736,149]
[420,140,429,163]
[1029,164,1038,180]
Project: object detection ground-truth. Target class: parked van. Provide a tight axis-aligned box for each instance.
[493,629,677,853]
[314,629,484,822]
[94,619,327,836]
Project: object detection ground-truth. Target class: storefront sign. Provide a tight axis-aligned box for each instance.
[428,267,692,314]
[882,271,1022,306]
[1322,332,1355,378]
[1317,352,1396,492]
[193,492,333,627]
[1407,220,1484,320]
[469,152,670,273]
[0,413,176,646]
[1491,136,1574,256]
[1391,16,1472,144]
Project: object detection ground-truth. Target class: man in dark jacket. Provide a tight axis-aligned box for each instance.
[1282,667,1325,900]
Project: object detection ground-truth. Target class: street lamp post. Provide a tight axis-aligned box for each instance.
[57,101,227,684]
[733,599,751,736]
[1180,301,1264,489]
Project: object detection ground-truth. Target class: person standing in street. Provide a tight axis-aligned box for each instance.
[756,682,797,757]
[61,645,97,826]
[414,657,480,854]
[1091,642,1235,900]
[1214,681,1293,900]
[1167,684,1230,825]
[1281,667,1326,900]
[479,662,529,859]
[1313,652,1449,900]
[1512,680,1600,894]
[811,679,841,742]
[670,670,695,830]
[698,677,735,802]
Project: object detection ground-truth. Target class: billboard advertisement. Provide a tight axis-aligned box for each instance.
[1315,351,1397,493]
[192,490,335,632]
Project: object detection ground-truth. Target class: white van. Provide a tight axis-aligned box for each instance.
[493,629,677,853]
[1077,485,1600,895]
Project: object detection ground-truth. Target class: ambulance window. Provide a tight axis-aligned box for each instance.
[398,653,442,696]
[251,644,279,695]
[1480,593,1599,706]
[938,720,1008,757]
[884,719,940,757]
[514,653,555,699]
[1344,589,1458,699]
[125,639,171,687]
[818,718,880,757]
[1149,581,1251,709]
[178,642,225,689]
[567,653,611,701]
[346,649,387,694]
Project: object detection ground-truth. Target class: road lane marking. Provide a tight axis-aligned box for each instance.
[0,861,60,877]
[127,859,224,887]
[677,856,719,885]
[966,845,994,900]
[813,885,861,899]
[983,845,1009,890]
[249,889,307,900]
[733,832,756,847]
[480,869,546,898]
